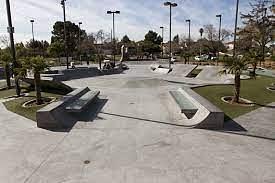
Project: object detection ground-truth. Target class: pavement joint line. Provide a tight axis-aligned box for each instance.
[23,132,70,183]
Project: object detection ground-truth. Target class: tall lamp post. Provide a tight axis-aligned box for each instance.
[160,26,164,59]
[216,14,222,66]
[61,0,69,69]
[107,10,120,66]
[5,0,20,96]
[30,20,35,42]
[199,28,204,57]
[164,1,177,69]
[78,22,82,64]
[186,19,191,63]
[30,19,35,54]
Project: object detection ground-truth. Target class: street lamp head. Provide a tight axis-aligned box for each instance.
[61,0,66,5]
[115,11,120,14]
[186,19,190,22]
[79,22,82,25]
[216,14,222,18]
[30,20,34,23]
[164,2,177,7]
[160,26,164,29]
[164,2,171,6]
[171,3,177,7]
[107,11,112,14]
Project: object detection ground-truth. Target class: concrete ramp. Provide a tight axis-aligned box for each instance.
[168,64,198,77]
[170,87,224,129]
[150,64,171,74]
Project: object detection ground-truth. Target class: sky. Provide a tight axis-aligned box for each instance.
[0,0,252,45]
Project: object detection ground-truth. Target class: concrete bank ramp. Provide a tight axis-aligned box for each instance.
[168,64,197,77]
[170,87,224,129]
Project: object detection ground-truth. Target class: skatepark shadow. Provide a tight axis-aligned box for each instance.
[252,103,275,109]
[71,98,108,123]
[215,115,275,141]
[223,115,247,132]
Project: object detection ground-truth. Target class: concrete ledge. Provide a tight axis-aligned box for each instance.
[175,87,224,129]
[36,87,90,129]
[42,67,124,82]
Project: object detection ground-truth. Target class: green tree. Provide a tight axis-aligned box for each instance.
[51,21,86,55]
[21,56,49,105]
[0,52,12,89]
[142,31,162,56]
[173,34,180,44]
[222,56,251,103]
[47,41,64,63]
[121,35,131,44]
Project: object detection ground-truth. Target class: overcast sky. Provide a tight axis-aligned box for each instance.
[0,0,252,44]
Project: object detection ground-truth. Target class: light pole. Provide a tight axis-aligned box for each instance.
[164,1,177,69]
[160,26,164,59]
[5,0,21,96]
[199,28,204,57]
[30,20,35,43]
[107,10,120,66]
[216,14,222,65]
[30,19,35,54]
[78,22,82,64]
[61,0,69,69]
[233,0,240,58]
[186,19,191,63]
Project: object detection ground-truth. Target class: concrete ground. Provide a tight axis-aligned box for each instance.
[0,64,275,183]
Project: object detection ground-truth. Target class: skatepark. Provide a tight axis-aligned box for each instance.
[0,63,275,183]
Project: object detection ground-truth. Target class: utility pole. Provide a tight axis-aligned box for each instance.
[233,0,240,59]
[164,1,177,69]
[61,0,69,69]
[216,14,222,66]
[78,22,82,65]
[160,26,164,59]
[199,28,204,57]
[186,19,191,64]
[107,11,120,66]
[5,0,20,96]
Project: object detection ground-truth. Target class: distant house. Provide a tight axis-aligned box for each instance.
[225,41,234,51]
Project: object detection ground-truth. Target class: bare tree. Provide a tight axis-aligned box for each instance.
[221,29,232,41]
[0,35,10,48]
[203,24,218,41]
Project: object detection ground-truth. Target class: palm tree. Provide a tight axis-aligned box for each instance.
[222,56,251,103]
[21,56,49,105]
[0,52,12,89]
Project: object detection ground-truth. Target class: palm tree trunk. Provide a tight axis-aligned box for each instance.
[251,62,257,78]
[34,71,42,105]
[233,72,241,103]
[5,64,11,89]
[15,77,21,97]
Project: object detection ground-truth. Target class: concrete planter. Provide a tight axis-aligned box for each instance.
[22,97,56,108]
[221,96,254,107]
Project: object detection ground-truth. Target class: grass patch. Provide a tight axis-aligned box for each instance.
[193,76,275,120]
[0,87,29,99]
[0,88,18,98]
[3,92,62,121]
